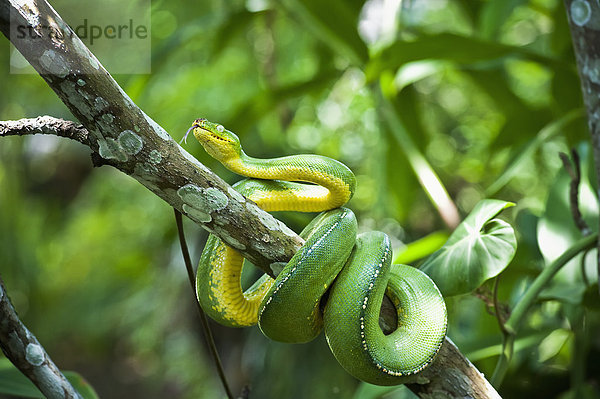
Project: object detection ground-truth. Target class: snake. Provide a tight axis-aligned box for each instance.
[184,118,447,386]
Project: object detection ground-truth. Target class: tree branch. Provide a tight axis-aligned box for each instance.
[563,0,600,276]
[0,0,303,276]
[0,1,500,397]
[0,276,83,399]
[0,115,89,144]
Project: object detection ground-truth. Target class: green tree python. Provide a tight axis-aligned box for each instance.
[184,118,447,386]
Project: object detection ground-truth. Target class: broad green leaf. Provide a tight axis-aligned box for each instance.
[0,359,98,399]
[394,231,449,264]
[366,33,575,82]
[420,199,517,296]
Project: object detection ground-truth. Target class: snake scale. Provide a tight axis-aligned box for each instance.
[184,118,447,386]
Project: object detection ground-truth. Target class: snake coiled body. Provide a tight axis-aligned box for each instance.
[189,119,447,385]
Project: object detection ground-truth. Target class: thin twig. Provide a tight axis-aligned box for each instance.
[173,209,235,399]
[559,150,591,236]
[493,276,508,335]
[0,116,89,145]
[0,276,83,399]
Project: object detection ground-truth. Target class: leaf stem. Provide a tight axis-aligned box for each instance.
[490,233,597,387]
[174,209,235,399]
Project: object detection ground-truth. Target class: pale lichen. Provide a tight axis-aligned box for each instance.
[94,96,109,112]
[118,130,143,155]
[148,149,162,164]
[25,343,45,366]
[98,137,127,161]
[571,0,592,27]
[101,113,115,124]
[177,184,228,214]
[39,49,69,78]
[183,204,212,223]
[247,202,281,232]
[227,186,246,203]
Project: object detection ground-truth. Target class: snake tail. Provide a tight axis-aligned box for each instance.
[323,231,447,386]
[196,233,273,327]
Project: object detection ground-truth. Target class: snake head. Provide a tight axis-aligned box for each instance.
[188,118,241,162]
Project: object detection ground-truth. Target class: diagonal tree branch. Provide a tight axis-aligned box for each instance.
[0,1,500,398]
[0,0,303,276]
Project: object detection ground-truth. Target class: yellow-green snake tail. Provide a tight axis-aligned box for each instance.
[188,118,447,385]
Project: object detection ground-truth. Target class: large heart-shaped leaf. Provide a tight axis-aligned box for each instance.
[420,199,517,296]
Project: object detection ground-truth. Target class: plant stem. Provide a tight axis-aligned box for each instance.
[490,233,597,387]
[174,210,235,399]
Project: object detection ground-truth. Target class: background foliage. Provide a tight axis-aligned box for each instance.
[0,0,599,398]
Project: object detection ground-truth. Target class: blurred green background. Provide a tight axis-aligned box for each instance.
[1,0,599,398]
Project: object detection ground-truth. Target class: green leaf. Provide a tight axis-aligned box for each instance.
[394,231,449,264]
[351,383,414,399]
[280,0,368,65]
[365,33,575,82]
[0,359,99,399]
[420,199,517,296]
[64,371,99,399]
[477,0,526,40]
[486,109,584,195]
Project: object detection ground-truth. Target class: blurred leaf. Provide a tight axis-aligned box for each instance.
[478,0,526,40]
[486,109,584,195]
[210,10,266,59]
[352,383,415,399]
[540,283,586,305]
[465,330,550,362]
[420,199,517,296]
[538,328,570,363]
[351,384,397,399]
[64,371,99,399]
[465,66,551,149]
[582,284,600,310]
[366,33,575,82]
[280,0,368,65]
[228,68,340,132]
[394,231,449,264]
[395,60,446,92]
[0,359,98,399]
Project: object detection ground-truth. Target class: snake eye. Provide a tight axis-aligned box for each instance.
[217,124,224,133]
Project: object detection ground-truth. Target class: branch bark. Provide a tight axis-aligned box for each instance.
[563,0,600,276]
[0,277,83,399]
[0,0,303,275]
[0,1,500,397]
